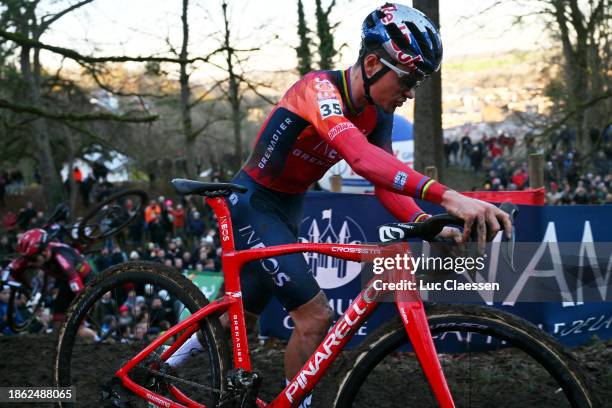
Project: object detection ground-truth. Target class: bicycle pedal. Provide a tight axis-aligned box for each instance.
[101,378,130,408]
[101,387,129,408]
[226,369,262,408]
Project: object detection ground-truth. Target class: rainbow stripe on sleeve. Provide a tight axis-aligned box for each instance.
[409,211,430,222]
[415,177,436,200]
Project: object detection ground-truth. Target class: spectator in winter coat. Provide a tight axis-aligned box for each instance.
[188,211,205,240]
[172,204,186,239]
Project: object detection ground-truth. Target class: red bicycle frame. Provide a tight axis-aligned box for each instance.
[114,197,456,408]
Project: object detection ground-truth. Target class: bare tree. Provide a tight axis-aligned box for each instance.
[1,0,96,208]
[222,1,243,168]
[0,1,161,209]
[470,0,611,156]
[412,0,444,178]
[315,0,337,69]
[175,0,227,178]
[547,0,610,153]
[296,0,313,75]
[210,0,276,172]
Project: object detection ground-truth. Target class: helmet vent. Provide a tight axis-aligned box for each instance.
[384,23,411,53]
[426,26,440,56]
[406,21,432,62]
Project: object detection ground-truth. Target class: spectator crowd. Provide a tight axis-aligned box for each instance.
[1,191,224,339]
[443,125,612,205]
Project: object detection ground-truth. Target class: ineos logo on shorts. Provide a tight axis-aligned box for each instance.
[299,209,367,289]
[238,225,290,287]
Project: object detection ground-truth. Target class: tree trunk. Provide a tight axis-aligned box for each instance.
[315,0,336,70]
[179,0,197,178]
[296,0,313,75]
[412,0,444,179]
[554,0,592,154]
[222,1,242,170]
[20,43,63,211]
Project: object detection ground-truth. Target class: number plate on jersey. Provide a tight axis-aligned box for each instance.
[319,99,343,119]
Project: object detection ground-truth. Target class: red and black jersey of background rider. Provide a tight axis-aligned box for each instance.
[243,70,393,194]
[8,242,90,291]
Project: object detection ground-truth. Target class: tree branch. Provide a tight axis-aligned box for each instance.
[63,121,107,145]
[324,0,337,17]
[0,29,225,64]
[39,0,94,33]
[534,91,612,139]
[586,0,605,32]
[190,115,227,140]
[188,79,225,108]
[568,0,587,38]
[0,98,158,123]
[238,76,276,105]
[81,63,169,98]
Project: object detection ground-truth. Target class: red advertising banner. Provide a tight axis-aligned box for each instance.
[462,187,545,206]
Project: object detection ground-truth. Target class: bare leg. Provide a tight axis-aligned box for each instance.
[284,291,334,379]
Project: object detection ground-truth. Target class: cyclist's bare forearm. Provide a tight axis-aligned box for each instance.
[375,186,430,222]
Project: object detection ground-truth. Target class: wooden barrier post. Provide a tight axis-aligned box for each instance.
[425,166,438,181]
[330,175,342,192]
[528,153,544,189]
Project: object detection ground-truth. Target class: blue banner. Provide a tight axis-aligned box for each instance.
[259,192,612,348]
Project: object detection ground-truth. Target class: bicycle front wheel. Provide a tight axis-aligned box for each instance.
[55,261,230,407]
[329,303,597,408]
[7,268,48,333]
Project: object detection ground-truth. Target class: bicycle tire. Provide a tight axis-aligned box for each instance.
[326,303,598,408]
[54,261,230,407]
[7,269,48,333]
[77,189,148,242]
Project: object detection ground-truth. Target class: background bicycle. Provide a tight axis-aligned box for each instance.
[0,189,147,334]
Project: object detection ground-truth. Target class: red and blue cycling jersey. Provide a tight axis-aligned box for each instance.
[7,242,90,293]
[242,69,446,222]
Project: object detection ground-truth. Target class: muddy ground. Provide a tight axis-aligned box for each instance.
[0,334,610,407]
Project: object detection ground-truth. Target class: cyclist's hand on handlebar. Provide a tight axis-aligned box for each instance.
[440,190,512,252]
[437,226,463,244]
[434,226,465,258]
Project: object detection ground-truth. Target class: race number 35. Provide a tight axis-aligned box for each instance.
[319,99,342,119]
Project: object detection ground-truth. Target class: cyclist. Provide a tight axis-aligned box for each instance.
[1,228,92,329]
[168,4,511,406]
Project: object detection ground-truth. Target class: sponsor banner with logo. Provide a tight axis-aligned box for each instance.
[259,192,612,349]
[188,271,224,300]
[180,271,224,321]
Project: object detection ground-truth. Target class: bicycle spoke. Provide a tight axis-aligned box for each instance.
[56,264,225,407]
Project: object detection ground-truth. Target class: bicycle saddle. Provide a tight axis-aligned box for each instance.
[171,178,248,197]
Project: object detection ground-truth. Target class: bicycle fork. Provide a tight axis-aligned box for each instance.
[396,296,455,408]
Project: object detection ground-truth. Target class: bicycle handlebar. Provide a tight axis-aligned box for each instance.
[378,202,519,272]
[379,202,519,243]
